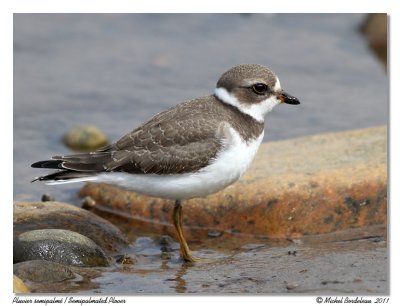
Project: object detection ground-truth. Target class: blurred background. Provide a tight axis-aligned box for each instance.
[13,13,388,203]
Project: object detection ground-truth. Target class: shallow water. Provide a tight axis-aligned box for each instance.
[13,13,387,202]
[20,225,387,294]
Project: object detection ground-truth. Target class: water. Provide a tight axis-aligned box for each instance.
[13,13,387,202]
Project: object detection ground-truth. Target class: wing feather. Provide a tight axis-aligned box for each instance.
[32,98,226,176]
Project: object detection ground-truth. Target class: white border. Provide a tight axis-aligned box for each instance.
[3,1,399,305]
[3,0,399,13]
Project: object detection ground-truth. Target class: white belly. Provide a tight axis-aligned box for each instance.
[97,128,264,200]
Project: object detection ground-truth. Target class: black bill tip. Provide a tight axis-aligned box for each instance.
[278,91,300,105]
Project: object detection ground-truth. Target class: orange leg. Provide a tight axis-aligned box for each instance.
[172,200,198,262]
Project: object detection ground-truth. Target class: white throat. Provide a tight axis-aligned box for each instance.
[214,87,280,123]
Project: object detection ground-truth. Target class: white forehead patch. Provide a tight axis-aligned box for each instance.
[215,87,280,123]
[273,77,281,92]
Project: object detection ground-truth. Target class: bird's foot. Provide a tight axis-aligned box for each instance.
[180,250,201,263]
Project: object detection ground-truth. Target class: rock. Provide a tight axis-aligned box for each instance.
[13,201,129,253]
[14,229,110,267]
[41,194,55,202]
[285,283,298,290]
[360,14,387,67]
[115,254,135,265]
[14,260,75,283]
[157,235,179,252]
[81,195,96,210]
[13,260,103,293]
[13,275,30,293]
[78,126,387,239]
[63,125,108,151]
[208,229,223,238]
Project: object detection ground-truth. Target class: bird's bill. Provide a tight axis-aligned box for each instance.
[278,91,300,105]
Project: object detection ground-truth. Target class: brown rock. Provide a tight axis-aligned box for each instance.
[78,126,387,239]
[360,14,387,67]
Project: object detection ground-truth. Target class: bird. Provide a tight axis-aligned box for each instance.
[31,64,300,262]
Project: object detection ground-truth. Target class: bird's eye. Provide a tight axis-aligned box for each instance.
[252,83,268,95]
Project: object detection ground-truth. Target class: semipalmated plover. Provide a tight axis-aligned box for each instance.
[32,64,300,262]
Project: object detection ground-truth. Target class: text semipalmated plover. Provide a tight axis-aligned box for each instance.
[32,64,300,262]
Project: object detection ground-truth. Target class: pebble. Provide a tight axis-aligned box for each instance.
[286,283,298,290]
[115,254,135,265]
[63,125,108,151]
[208,229,223,238]
[41,194,55,202]
[81,196,96,209]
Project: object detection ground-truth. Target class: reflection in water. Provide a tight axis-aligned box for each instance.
[157,257,190,293]
[160,253,194,293]
[160,256,170,270]
[172,264,191,293]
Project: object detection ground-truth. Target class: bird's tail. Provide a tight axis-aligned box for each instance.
[31,160,98,184]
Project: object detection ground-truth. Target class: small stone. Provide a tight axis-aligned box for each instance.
[157,235,179,252]
[81,196,96,209]
[14,229,110,267]
[286,283,298,290]
[115,254,135,265]
[41,194,55,202]
[208,229,223,238]
[63,125,108,152]
[158,235,175,246]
